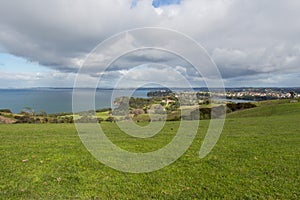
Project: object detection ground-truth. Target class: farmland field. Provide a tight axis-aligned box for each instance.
[0,101,299,199]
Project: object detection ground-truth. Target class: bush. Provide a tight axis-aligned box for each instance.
[96,108,112,112]
[0,109,12,113]
[227,103,256,112]
[105,117,115,122]
[131,109,145,116]
[15,115,35,124]
[98,118,104,123]
[75,116,98,123]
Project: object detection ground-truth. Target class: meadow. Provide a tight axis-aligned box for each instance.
[0,101,299,199]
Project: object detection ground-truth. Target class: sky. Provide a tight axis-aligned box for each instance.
[0,0,300,88]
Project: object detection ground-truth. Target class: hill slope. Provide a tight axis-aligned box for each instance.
[0,100,299,199]
[227,100,300,118]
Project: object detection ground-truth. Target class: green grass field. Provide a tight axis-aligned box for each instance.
[0,101,299,199]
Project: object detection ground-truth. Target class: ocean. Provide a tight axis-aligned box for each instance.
[0,88,149,114]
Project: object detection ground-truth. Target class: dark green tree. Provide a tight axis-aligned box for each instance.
[289,91,296,99]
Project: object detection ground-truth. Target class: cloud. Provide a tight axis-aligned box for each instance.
[0,70,77,88]
[0,0,300,87]
[105,63,202,88]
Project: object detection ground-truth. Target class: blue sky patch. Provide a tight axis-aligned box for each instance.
[152,0,181,8]
[0,53,49,73]
[131,0,181,8]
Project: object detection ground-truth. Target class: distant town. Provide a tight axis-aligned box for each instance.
[147,87,300,102]
[224,87,300,101]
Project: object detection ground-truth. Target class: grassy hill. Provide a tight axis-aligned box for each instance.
[0,100,299,199]
[227,100,300,118]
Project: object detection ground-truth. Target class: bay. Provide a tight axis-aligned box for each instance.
[0,88,149,114]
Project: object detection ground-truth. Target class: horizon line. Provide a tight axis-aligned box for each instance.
[1,86,300,90]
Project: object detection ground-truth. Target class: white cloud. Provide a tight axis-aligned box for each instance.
[0,70,76,88]
[0,0,300,87]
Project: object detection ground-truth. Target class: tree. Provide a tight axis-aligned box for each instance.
[289,91,296,99]
[131,109,145,116]
[38,110,47,117]
[21,107,35,116]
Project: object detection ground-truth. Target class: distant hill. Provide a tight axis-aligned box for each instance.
[227,99,300,118]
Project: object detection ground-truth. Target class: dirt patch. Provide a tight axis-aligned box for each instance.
[0,116,16,124]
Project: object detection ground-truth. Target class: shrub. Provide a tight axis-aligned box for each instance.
[227,103,256,112]
[96,108,112,112]
[0,109,12,113]
[75,116,98,123]
[105,117,115,122]
[98,118,104,123]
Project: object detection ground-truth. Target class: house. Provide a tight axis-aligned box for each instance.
[162,98,175,105]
